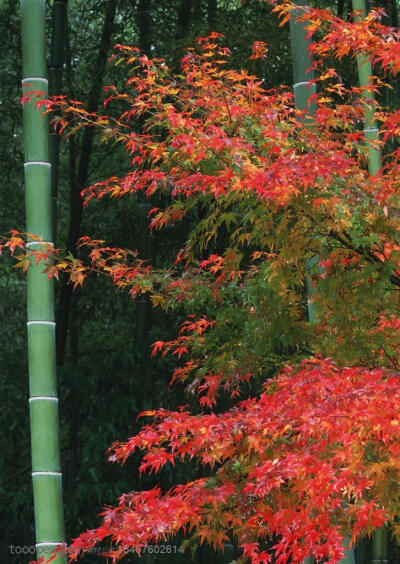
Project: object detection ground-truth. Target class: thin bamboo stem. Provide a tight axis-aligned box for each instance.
[352,0,381,176]
[290,2,355,563]
[352,2,386,562]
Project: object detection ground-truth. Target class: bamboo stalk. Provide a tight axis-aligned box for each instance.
[352,3,386,563]
[352,0,381,176]
[290,3,355,563]
[289,0,318,324]
[21,1,66,562]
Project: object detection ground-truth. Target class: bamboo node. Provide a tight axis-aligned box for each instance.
[21,77,48,84]
[29,396,58,402]
[24,161,51,167]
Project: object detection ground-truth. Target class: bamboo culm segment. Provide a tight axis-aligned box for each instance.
[21,0,66,562]
[352,0,381,177]
[289,0,318,325]
[352,2,386,562]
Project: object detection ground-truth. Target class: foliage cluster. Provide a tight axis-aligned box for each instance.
[0,2,294,562]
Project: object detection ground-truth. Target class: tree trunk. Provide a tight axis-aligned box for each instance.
[66,301,80,521]
[138,0,152,56]
[390,0,398,27]
[56,0,118,367]
[20,0,66,562]
[207,0,217,29]
[49,0,68,243]
[290,3,355,563]
[176,0,192,39]
[135,203,156,409]
[337,0,346,17]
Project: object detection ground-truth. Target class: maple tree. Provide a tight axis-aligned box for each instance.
[3,1,400,563]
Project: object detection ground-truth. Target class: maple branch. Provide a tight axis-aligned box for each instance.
[328,230,400,288]
[380,347,400,372]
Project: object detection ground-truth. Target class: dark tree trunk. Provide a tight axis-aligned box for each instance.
[389,0,398,26]
[49,0,68,243]
[337,0,353,19]
[207,0,217,29]
[135,203,156,409]
[337,0,346,18]
[138,0,151,55]
[56,0,118,367]
[173,0,193,69]
[176,0,192,40]
[66,302,80,519]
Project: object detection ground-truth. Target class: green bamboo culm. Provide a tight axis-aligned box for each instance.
[352,0,388,564]
[351,3,386,563]
[289,2,355,563]
[21,1,66,563]
[352,0,381,177]
[289,0,318,325]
